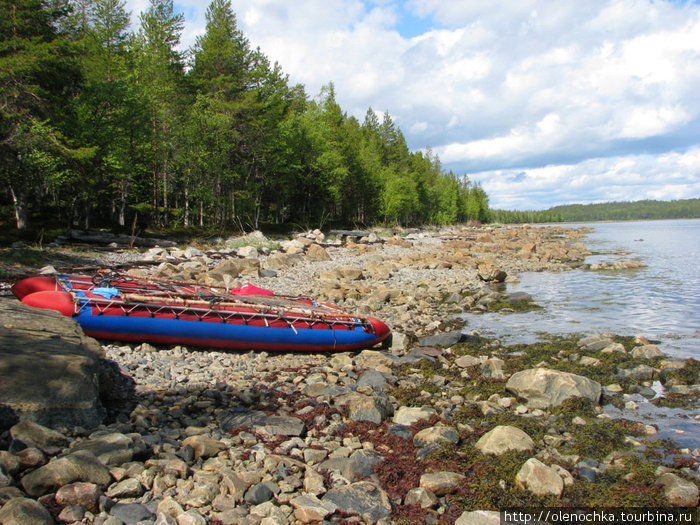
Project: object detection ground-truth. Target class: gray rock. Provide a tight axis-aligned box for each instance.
[181,435,226,459]
[9,421,69,452]
[106,477,143,498]
[393,406,437,426]
[657,473,699,507]
[404,487,438,508]
[578,335,614,353]
[346,395,394,424]
[318,449,383,481]
[58,504,85,523]
[290,494,337,523]
[506,368,602,408]
[237,246,259,259]
[356,370,391,392]
[70,432,138,466]
[413,425,460,448]
[480,358,505,380]
[419,471,466,495]
[515,458,564,496]
[0,452,21,476]
[455,355,483,368]
[244,482,275,504]
[220,408,304,437]
[576,466,596,482]
[20,450,112,497]
[0,300,107,429]
[630,344,664,359]
[616,364,655,380]
[600,342,626,354]
[475,425,535,455]
[506,292,533,303]
[323,481,392,524]
[176,510,207,525]
[0,487,25,505]
[455,510,501,525]
[0,497,55,525]
[110,502,155,523]
[419,331,477,347]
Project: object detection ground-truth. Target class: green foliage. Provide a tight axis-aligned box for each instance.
[0,0,490,233]
[492,199,700,224]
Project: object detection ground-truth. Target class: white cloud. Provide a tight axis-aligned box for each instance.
[475,147,700,210]
[123,0,700,208]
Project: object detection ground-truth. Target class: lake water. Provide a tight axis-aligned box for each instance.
[460,219,700,449]
[460,219,700,359]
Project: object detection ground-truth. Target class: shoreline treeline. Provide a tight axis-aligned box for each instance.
[0,0,489,233]
[490,198,700,224]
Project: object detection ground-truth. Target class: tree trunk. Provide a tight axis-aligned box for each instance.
[183,174,189,227]
[9,184,28,230]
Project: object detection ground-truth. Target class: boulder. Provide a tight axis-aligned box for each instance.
[9,421,69,452]
[69,432,141,466]
[657,473,699,507]
[20,450,111,497]
[345,394,394,424]
[475,425,535,455]
[630,344,664,359]
[0,497,54,525]
[419,471,466,495]
[55,481,102,513]
[404,487,439,509]
[306,244,331,261]
[109,502,155,523]
[237,245,259,259]
[393,406,437,426]
[0,300,107,429]
[221,408,305,437]
[413,425,460,448]
[323,481,392,524]
[578,335,614,353]
[616,364,655,381]
[263,253,303,271]
[480,358,505,380]
[207,258,260,280]
[318,450,383,481]
[477,261,506,282]
[291,494,337,523]
[181,435,227,460]
[506,368,602,408]
[515,458,564,497]
[420,331,478,348]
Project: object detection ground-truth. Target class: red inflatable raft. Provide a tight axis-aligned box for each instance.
[12,273,391,352]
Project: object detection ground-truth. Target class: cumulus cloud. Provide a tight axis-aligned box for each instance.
[475,147,700,209]
[123,0,700,209]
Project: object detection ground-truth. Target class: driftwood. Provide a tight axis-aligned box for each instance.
[62,229,177,248]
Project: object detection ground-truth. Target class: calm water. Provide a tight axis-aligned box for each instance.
[460,219,700,448]
[461,219,700,359]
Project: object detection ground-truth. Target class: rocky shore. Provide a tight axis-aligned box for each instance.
[1,224,698,524]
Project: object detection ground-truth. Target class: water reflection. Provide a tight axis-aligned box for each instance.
[460,220,700,359]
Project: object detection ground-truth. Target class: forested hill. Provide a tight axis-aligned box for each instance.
[490,198,700,224]
[0,0,489,234]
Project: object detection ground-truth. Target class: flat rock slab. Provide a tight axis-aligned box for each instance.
[0,298,107,429]
[506,367,602,409]
[323,481,391,524]
[220,407,305,437]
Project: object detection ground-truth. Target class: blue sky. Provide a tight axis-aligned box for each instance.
[126,0,700,210]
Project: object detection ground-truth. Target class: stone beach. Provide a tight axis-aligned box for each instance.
[1,224,699,524]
